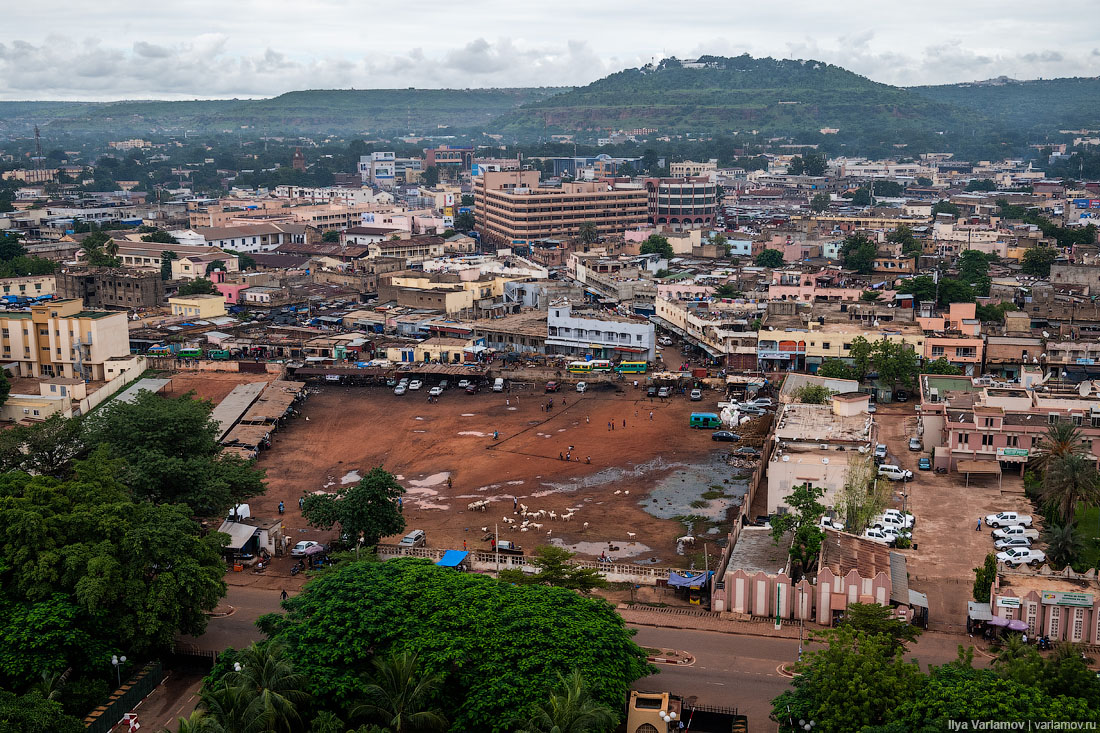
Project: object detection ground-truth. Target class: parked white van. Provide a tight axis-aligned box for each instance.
[492,378,505,392]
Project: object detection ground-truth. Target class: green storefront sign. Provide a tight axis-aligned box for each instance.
[1041,590,1094,607]
[997,448,1029,458]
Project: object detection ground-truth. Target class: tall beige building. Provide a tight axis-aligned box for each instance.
[0,299,130,380]
[474,171,647,245]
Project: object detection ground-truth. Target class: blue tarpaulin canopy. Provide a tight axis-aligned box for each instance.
[437,550,469,567]
[667,571,710,588]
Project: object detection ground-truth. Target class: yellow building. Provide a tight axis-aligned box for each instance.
[801,322,925,370]
[0,299,130,380]
[385,337,473,364]
[0,275,55,299]
[169,294,227,319]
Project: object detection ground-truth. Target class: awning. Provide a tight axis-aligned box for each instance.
[437,550,469,567]
[957,460,1001,474]
[667,571,710,588]
[216,520,257,551]
[908,589,929,609]
[968,601,993,621]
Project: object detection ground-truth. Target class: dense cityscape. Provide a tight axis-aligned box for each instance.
[1,4,1100,733]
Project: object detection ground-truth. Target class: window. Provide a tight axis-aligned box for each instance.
[982,435,994,447]
[931,346,945,357]
[1008,435,1019,447]
[1049,413,1059,425]
[958,433,969,446]
[983,418,994,427]
[32,410,39,417]
[842,342,852,350]
[822,342,831,350]
[1074,415,1083,426]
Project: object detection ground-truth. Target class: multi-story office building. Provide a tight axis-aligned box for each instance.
[644,178,717,228]
[0,299,129,380]
[56,268,165,310]
[474,171,648,246]
[545,301,655,361]
[358,152,396,187]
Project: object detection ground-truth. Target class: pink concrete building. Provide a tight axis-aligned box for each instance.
[917,302,984,375]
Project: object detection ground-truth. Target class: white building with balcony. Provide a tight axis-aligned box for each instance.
[546,302,655,361]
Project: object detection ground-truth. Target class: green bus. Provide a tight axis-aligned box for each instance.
[616,361,649,374]
[208,349,231,360]
[178,348,203,359]
[689,412,723,429]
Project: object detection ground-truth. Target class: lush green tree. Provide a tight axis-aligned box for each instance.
[848,336,874,379]
[639,235,673,260]
[786,156,805,175]
[840,603,921,656]
[1021,246,1059,277]
[713,283,741,299]
[321,230,341,243]
[975,302,1017,323]
[1044,522,1086,568]
[86,390,266,515]
[454,211,476,231]
[898,275,936,303]
[884,662,1094,730]
[577,223,598,245]
[931,200,960,218]
[755,248,784,268]
[140,229,178,244]
[838,234,877,274]
[460,194,474,207]
[160,250,177,281]
[223,249,257,271]
[0,412,85,476]
[0,231,27,261]
[802,152,827,177]
[79,232,122,268]
[211,643,310,733]
[920,358,962,376]
[769,483,826,573]
[886,224,921,257]
[302,467,405,548]
[810,192,830,213]
[205,259,227,276]
[847,187,872,206]
[973,553,997,603]
[965,179,998,192]
[420,166,440,187]
[1036,422,1087,464]
[178,278,217,296]
[350,651,447,733]
[916,176,933,187]
[815,359,858,381]
[1040,455,1100,527]
[514,670,616,733]
[0,690,85,733]
[168,709,224,733]
[793,384,833,404]
[871,339,921,388]
[938,278,976,305]
[1041,642,1100,710]
[498,545,607,594]
[771,625,924,733]
[0,451,227,689]
[257,558,652,732]
[957,249,995,282]
[711,232,731,257]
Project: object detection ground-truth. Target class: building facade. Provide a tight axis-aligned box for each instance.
[644,177,717,228]
[545,302,655,361]
[0,299,130,380]
[474,171,648,246]
[56,268,165,310]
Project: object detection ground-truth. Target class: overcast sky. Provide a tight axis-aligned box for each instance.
[2,0,1098,101]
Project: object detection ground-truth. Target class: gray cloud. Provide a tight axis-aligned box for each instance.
[0,1,1098,100]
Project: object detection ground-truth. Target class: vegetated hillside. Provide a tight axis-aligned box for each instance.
[911,76,1100,137]
[0,88,567,137]
[495,55,979,146]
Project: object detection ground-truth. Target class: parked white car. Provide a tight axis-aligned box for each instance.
[985,511,1033,528]
[429,386,444,397]
[991,525,1039,541]
[997,547,1047,567]
[873,512,914,532]
[863,527,893,544]
[877,464,913,482]
[457,379,470,389]
[408,380,423,391]
[882,508,915,526]
[820,516,845,531]
[291,540,319,557]
[576,382,587,393]
[393,385,407,396]
[994,536,1033,551]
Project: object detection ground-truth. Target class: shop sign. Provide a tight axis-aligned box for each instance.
[1041,590,1094,607]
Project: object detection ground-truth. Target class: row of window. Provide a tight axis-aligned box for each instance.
[549,326,644,343]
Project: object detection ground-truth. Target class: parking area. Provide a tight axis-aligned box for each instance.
[874,403,1035,632]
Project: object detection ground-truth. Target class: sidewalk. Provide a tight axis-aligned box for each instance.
[618,605,804,639]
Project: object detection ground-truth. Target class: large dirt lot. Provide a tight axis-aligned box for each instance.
[164,371,273,404]
[248,381,750,567]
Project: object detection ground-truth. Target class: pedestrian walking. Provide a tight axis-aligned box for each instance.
[513,496,518,511]
[559,452,564,460]
[608,421,612,431]
[397,497,403,511]
[463,540,467,550]
[649,411,654,420]
[298,496,304,510]
[566,452,571,461]
[586,415,590,423]
[585,456,591,464]
[622,419,626,428]
[281,589,288,601]
[976,517,982,531]
[506,399,510,406]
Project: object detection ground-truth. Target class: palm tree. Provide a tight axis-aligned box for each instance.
[351,651,447,733]
[577,223,599,246]
[221,643,310,733]
[1040,454,1100,526]
[1035,422,1086,469]
[1044,521,1086,568]
[166,710,224,733]
[514,670,616,733]
[992,632,1030,668]
[29,669,69,701]
[199,680,272,733]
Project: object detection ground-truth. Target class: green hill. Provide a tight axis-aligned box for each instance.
[494,55,979,146]
[911,76,1100,137]
[0,88,566,137]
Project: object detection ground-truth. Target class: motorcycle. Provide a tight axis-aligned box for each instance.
[1037,636,1052,651]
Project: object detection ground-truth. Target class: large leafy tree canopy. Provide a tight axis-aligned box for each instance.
[85,390,266,515]
[640,234,673,260]
[302,467,405,547]
[0,450,227,690]
[838,234,878,274]
[257,557,653,732]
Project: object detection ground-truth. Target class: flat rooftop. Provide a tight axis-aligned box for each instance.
[724,527,793,574]
[998,570,1099,597]
[773,403,872,443]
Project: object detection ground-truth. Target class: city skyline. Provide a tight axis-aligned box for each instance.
[1,0,1098,101]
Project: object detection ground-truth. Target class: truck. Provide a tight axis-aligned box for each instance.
[494,540,523,555]
[991,525,1039,541]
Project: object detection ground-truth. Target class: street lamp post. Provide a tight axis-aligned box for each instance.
[110,654,127,687]
[658,709,679,730]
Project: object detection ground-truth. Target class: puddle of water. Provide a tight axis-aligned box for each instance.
[413,429,427,433]
[643,455,747,523]
[507,407,518,411]
[340,470,361,485]
[414,417,424,421]
[409,472,450,488]
[506,480,524,486]
[552,538,655,560]
[458,431,487,437]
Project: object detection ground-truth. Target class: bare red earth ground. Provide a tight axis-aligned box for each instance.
[247,382,731,563]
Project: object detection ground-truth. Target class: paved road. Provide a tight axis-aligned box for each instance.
[180,585,282,652]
